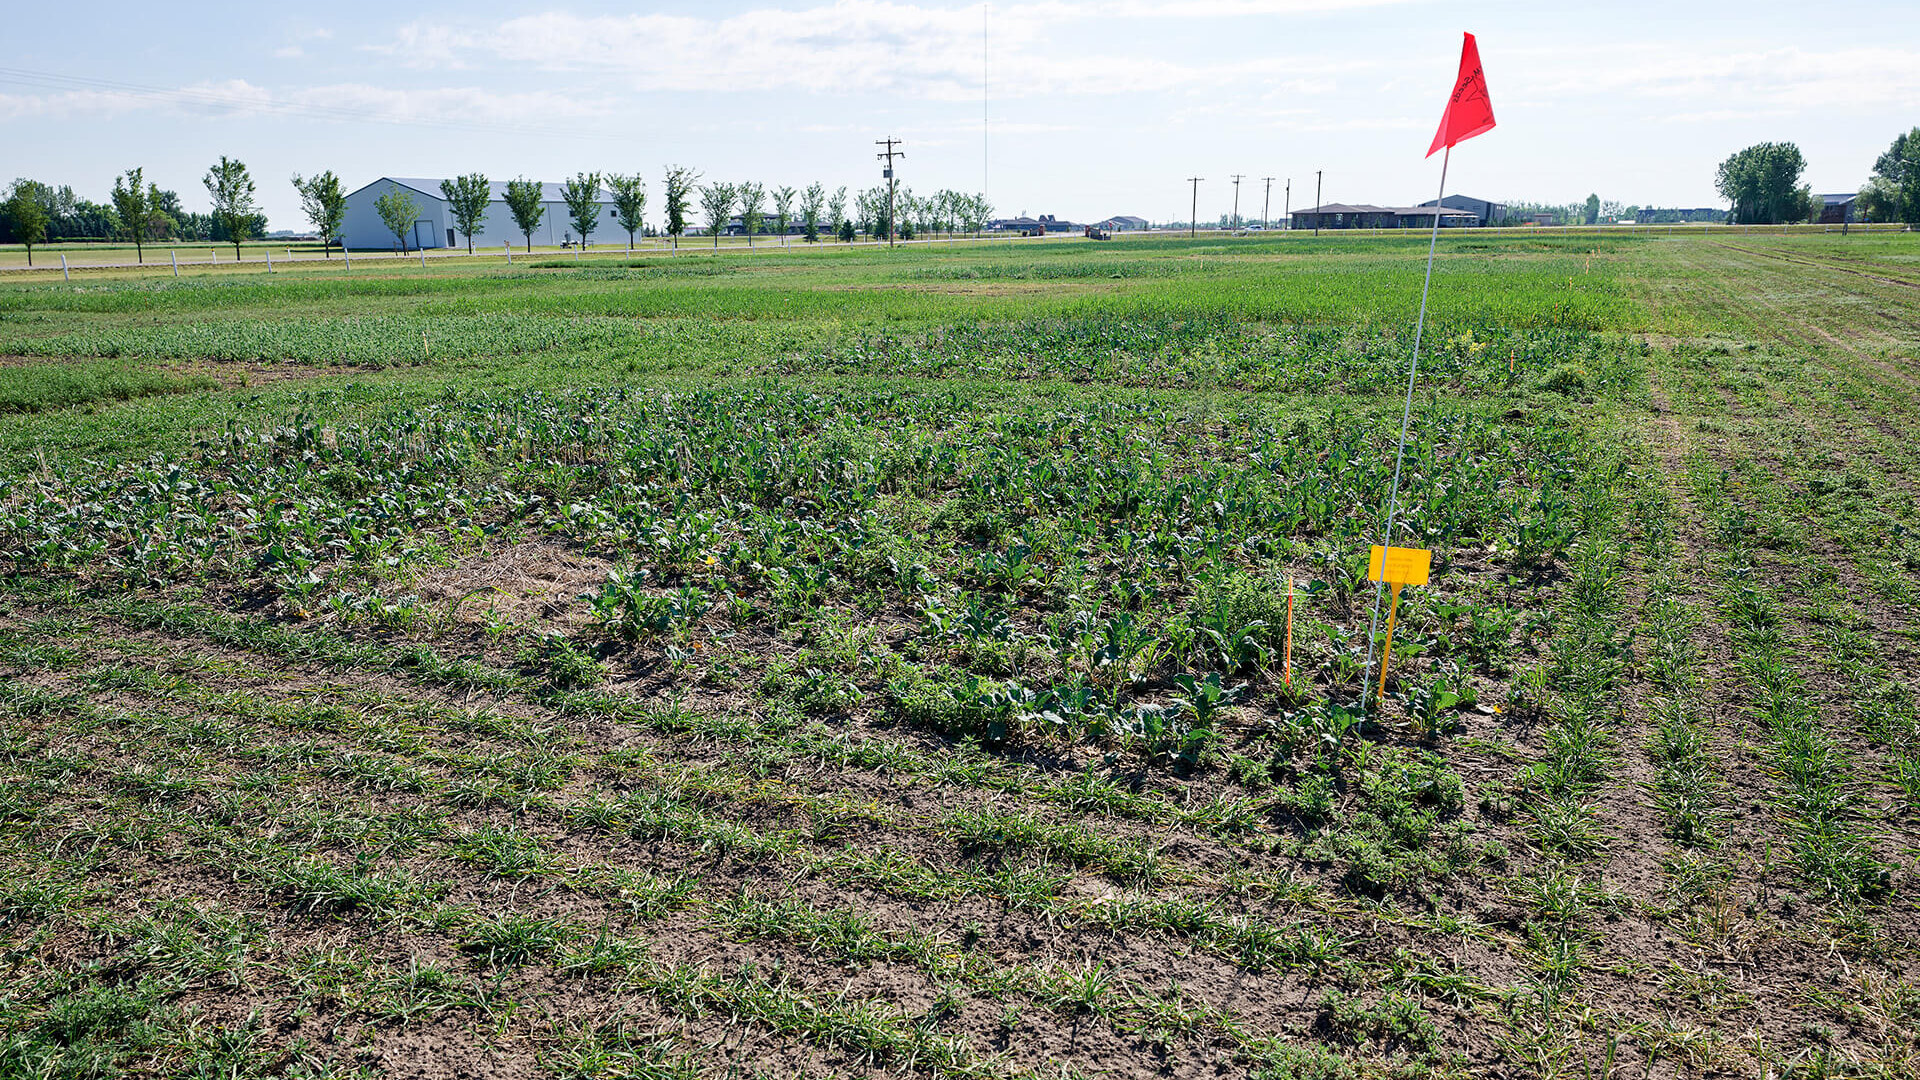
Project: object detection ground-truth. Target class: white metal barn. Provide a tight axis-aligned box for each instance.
[340,177,621,252]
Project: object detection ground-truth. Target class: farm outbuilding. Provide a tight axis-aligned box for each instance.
[990,216,1048,235]
[340,177,618,252]
[1416,194,1505,226]
[1289,204,1478,230]
[1289,204,1400,230]
[1393,206,1481,229]
[1818,193,1857,225]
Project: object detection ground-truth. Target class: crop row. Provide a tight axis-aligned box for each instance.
[5,588,1502,914]
[0,383,1604,772]
[1693,472,1893,906]
[0,639,1485,1075]
[780,317,1643,395]
[0,313,649,366]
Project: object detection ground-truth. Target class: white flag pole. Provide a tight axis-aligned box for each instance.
[1361,145,1451,716]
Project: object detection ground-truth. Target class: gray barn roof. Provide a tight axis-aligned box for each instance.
[349,177,611,202]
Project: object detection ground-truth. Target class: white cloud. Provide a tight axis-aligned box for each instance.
[0,88,151,121]
[1512,44,1920,115]
[372,1,1400,100]
[0,77,616,133]
[273,45,305,59]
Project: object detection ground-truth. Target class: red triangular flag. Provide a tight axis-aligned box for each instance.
[1428,32,1495,157]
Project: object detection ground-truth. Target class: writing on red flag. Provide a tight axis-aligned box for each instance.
[1428,32,1495,157]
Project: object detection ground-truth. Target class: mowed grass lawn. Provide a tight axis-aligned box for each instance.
[2,231,1919,1079]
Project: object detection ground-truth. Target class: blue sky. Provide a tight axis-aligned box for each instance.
[5,0,1916,229]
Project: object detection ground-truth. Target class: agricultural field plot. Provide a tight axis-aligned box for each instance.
[0,232,1917,1079]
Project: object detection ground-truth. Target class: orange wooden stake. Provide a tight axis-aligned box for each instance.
[1283,575,1295,687]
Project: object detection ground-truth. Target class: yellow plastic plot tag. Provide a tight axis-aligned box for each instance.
[1368,546,1430,702]
[1369,545,1431,587]
[1379,582,1402,702]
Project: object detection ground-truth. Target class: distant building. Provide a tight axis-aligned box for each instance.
[1417,194,1505,226]
[988,213,1106,235]
[1394,206,1482,229]
[1635,207,1729,224]
[990,216,1047,235]
[1818,193,1858,225]
[1094,215,1149,231]
[1289,204,1399,230]
[1288,204,1477,230]
[722,214,806,236]
[341,177,616,251]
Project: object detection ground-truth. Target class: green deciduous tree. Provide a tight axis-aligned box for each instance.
[800,181,825,243]
[561,171,603,249]
[737,181,765,247]
[771,185,796,246]
[292,170,346,256]
[440,173,491,253]
[701,181,736,248]
[203,156,260,260]
[607,173,647,248]
[827,186,848,241]
[1859,127,1920,224]
[110,167,155,264]
[975,194,994,235]
[855,185,892,239]
[156,189,204,239]
[503,178,546,252]
[1715,142,1815,225]
[4,180,49,266]
[1583,193,1600,226]
[375,186,421,252]
[663,165,698,249]
[932,190,960,235]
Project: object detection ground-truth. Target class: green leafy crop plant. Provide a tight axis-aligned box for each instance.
[16,231,1909,1080]
[0,313,649,367]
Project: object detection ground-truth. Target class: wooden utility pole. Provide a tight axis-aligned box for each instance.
[876,136,905,246]
[1261,176,1275,230]
[1230,174,1243,232]
[1314,170,1323,236]
[1284,178,1291,230]
[1186,177,1203,237]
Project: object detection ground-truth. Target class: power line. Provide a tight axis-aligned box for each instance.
[1314,170,1323,236]
[876,136,905,247]
[1261,176,1275,231]
[1230,173,1244,232]
[1186,177,1203,238]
